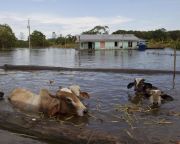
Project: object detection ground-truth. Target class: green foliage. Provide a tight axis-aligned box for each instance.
[0,24,16,48]
[30,30,49,47]
[169,31,180,41]
[113,28,180,42]
[82,26,109,34]
[15,40,28,48]
[48,34,76,46]
[175,41,180,49]
[55,36,65,45]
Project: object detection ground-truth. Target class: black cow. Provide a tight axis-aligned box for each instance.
[0,91,4,100]
[127,78,173,107]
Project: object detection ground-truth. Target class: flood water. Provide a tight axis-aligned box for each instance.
[0,47,180,70]
[0,48,180,144]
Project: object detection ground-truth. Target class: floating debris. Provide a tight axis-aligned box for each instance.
[49,80,55,85]
[88,113,104,123]
[32,118,36,121]
[115,104,158,114]
[114,104,165,128]
[144,118,173,125]
[65,115,74,121]
[110,121,119,123]
[168,111,180,117]
[114,104,140,129]
[125,129,134,139]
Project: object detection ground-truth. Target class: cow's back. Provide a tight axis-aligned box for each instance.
[9,88,40,112]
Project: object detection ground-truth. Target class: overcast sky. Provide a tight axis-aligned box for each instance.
[0,0,179,39]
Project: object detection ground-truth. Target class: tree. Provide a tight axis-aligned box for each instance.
[82,26,109,34]
[30,30,48,47]
[169,31,180,41]
[152,29,167,41]
[0,24,16,48]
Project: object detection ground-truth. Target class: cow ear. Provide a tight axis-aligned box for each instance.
[127,82,135,89]
[161,94,174,101]
[142,79,145,82]
[80,92,90,99]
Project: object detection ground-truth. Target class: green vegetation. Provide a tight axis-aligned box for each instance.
[0,24,16,49]
[49,34,77,48]
[82,25,109,34]
[30,30,49,47]
[15,40,28,48]
[113,28,180,49]
[0,24,180,49]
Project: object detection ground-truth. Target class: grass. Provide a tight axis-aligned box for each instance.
[148,40,180,49]
[114,104,174,128]
[52,43,78,48]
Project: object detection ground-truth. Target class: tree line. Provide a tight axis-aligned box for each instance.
[0,24,180,49]
[113,28,180,42]
[0,24,77,49]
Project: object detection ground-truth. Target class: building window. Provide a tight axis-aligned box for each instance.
[115,42,118,47]
[128,41,132,47]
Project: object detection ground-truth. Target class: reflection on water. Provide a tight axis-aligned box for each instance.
[0,47,180,70]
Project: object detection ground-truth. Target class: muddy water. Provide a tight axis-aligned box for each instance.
[0,48,180,144]
[0,70,180,144]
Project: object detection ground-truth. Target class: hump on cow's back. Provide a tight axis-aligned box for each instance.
[39,89,50,97]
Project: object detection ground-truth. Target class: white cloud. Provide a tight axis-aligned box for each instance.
[0,12,133,39]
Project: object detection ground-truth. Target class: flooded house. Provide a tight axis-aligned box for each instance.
[76,34,146,50]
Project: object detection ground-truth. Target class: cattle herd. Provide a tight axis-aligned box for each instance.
[0,78,174,117]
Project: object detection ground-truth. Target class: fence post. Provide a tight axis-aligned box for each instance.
[173,42,177,89]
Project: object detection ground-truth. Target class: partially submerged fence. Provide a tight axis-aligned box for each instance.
[1,64,180,75]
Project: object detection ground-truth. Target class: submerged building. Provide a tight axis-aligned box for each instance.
[76,34,146,50]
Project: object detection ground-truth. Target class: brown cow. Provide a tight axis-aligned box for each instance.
[61,85,90,99]
[9,88,88,117]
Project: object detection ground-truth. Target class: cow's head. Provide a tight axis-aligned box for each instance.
[56,90,88,116]
[149,90,162,107]
[127,78,152,92]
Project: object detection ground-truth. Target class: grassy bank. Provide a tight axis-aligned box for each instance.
[148,40,180,49]
[52,43,78,48]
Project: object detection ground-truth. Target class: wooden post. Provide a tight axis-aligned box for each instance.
[79,36,81,50]
[173,42,177,89]
[27,19,31,49]
[65,37,66,48]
